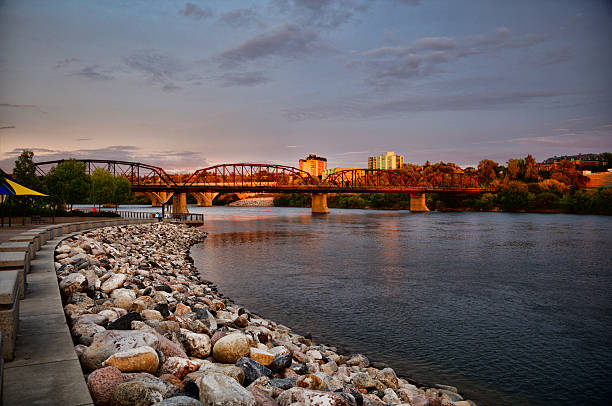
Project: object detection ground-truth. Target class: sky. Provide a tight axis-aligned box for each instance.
[0,0,611,172]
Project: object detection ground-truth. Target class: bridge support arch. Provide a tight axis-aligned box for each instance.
[192,192,218,207]
[312,193,330,214]
[145,191,173,207]
[172,193,189,214]
[410,193,429,212]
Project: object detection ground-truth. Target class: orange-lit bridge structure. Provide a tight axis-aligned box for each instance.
[35,160,497,214]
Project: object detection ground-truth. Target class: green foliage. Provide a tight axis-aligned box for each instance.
[91,168,115,206]
[114,176,131,205]
[560,188,612,214]
[12,150,42,190]
[43,159,91,210]
[532,192,560,209]
[498,181,529,211]
[273,193,312,207]
[475,193,497,210]
[477,159,498,182]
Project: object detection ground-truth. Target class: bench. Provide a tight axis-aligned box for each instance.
[0,241,34,261]
[0,270,20,361]
[0,252,29,299]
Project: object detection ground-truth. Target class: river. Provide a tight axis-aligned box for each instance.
[184,206,612,406]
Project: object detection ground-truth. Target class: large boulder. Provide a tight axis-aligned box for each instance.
[236,357,272,386]
[101,273,127,293]
[109,380,164,406]
[87,366,124,406]
[151,397,205,406]
[196,373,256,406]
[160,357,201,379]
[179,329,211,358]
[212,333,250,363]
[103,345,159,374]
[81,330,159,371]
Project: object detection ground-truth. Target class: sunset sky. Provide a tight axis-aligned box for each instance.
[1,0,611,172]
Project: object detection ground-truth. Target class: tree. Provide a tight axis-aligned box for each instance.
[550,160,588,188]
[13,150,42,190]
[43,159,90,211]
[477,159,499,182]
[91,168,115,209]
[524,154,539,182]
[12,150,44,221]
[506,158,524,180]
[114,176,131,207]
[599,152,612,169]
[498,181,529,211]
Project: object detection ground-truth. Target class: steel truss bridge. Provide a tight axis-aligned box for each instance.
[34,159,496,194]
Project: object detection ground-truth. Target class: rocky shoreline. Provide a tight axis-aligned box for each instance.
[55,222,478,406]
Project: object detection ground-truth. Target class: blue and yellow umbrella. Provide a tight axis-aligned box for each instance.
[0,173,47,196]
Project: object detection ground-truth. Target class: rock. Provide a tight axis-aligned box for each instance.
[320,361,338,375]
[196,372,256,406]
[142,309,164,321]
[76,313,108,325]
[101,273,127,293]
[131,296,156,312]
[123,372,180,398]
[296,374,328,391]
[247,386,278,406]
[103,345,159,374]
[159,374,183,390]
[434,384,458,393]
[60,273,87,296]
[249,348,275,367]
[269,378,296,390]
[277,388,354,406]
[179,329,211,358]
[87,366,124,406]
[347,354,369,368]
[236,357,273,386]
[212,333,250,363]
[155,303,170,318]
[160,357,201,379]
[68,292,95,308]
[376,368,398,390]
[151,397,205,406]
[382,388,400,404]
[174,303,191,316]
[110,381,164,406]
[107,312,142,330]
[210,330,228,347]
[72,323,106,345]
[111,288,137,310]
[351,373,376,390]
[361,394,385,406]
[305,349,322,361]
[197,362,246,386]
[81,330,159,371]
[439,389,464,402]
[234,314,249,328]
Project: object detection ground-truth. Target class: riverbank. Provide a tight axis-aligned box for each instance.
[56,222,477,406]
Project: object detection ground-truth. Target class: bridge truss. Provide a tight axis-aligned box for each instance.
[34,160,496,194]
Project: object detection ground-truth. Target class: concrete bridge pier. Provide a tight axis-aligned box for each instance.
[410,193,429,212]
[192,192,218,207]
[312,193,330,214]
[172,193,189,214]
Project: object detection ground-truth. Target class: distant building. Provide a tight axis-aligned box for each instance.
[322,167,363,180]
[299,154,327,177]
[539,153,607,170]
[368,152,404,170]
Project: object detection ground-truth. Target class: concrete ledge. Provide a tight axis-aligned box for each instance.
[9,235,40,253]
[0,271,19,362]
[0,252,29,299]
[0,241,33,261]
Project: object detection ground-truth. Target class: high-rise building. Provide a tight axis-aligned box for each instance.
[299,154,327,177]
[367,152,404,169]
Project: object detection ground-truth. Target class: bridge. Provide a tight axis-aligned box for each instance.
[34,159,496,214]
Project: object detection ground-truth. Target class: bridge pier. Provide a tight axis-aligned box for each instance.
[410,193,429,212]
[172,193,189,214]
[312,193,330,214]
[192,192,218,207]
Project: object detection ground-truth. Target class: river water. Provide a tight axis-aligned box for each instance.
[184,206,612,406]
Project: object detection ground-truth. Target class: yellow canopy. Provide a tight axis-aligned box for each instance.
[3,177,48,196]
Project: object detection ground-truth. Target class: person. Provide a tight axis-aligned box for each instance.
[155,212,162,222]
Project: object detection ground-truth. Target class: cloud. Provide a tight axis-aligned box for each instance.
[0,103,47,114]
[74,65,114,81]
[75,138,91,141]
[527,45,573,66]
[394,0,420,5]
[218,71,271,87]
[216,25,331,68]
[179,2,212,19]
[0,126,16,130]
[284,90,564,120]
[351,28,554,87]
[273,0,369,29]
[55,58,79,69]
[0,146,209,173]
[220,8,260,27]
[122,50,193,90]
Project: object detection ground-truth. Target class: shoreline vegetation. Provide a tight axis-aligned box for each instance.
[57,223,479,406]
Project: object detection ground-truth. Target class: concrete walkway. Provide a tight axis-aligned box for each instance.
[3,219,154,405]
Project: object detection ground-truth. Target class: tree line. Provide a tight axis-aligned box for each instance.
[2,151,135,217]
[275,153,612,215]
